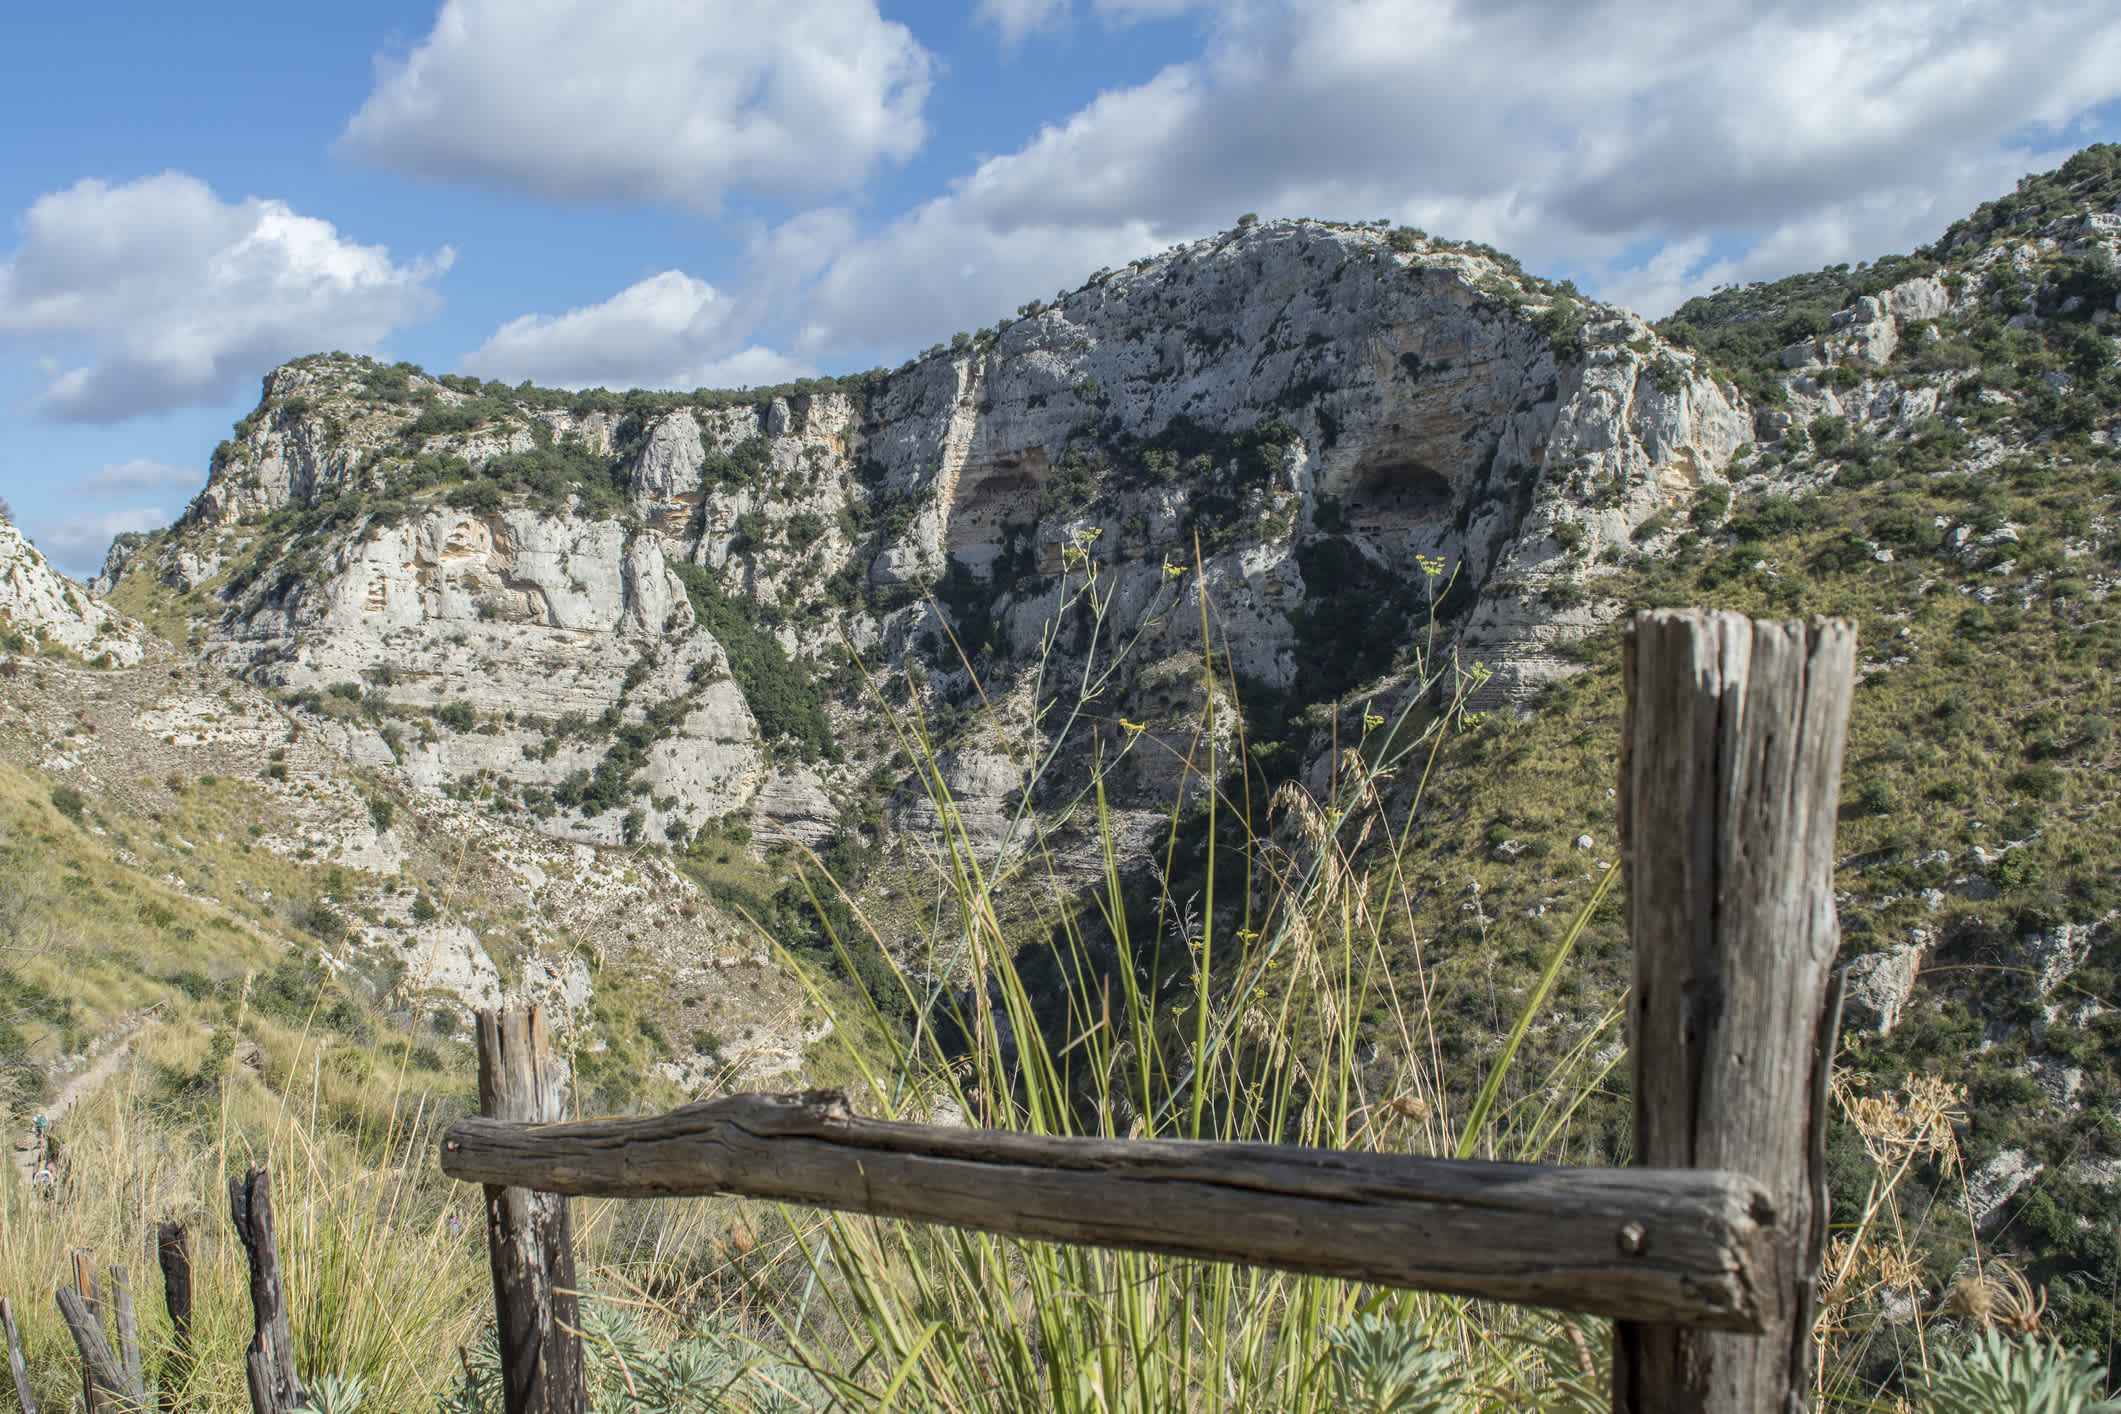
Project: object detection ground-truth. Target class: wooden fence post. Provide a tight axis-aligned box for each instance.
[229,1167,306,1414]
[107,1267,142,1405]
[1613,611,1855,1413]
[54,1287,143,1414]
[156,1222,191,1414]
[69,1250,102,1414]
[475,1007,585,1414]
[1,1297,37,1414]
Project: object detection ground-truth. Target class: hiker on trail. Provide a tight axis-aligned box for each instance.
[30,1161,54,1201]
[31,1114,46,1144]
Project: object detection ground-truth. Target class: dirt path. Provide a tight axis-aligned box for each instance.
[11,1012,158,1180]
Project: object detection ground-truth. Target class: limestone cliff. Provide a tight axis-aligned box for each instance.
[114,219,1758,863]
[0,515,146,667]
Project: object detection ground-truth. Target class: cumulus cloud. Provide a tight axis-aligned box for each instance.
[976,0,1071,50]
[460,270,809,390]
[72,458,202,502]
[0,172,449,422]
[340,0,932,211]
[979,0,1213,41]
[775,0,2121,355]
[36,506,173,576]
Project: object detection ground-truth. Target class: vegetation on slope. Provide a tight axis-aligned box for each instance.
[11,148,2121,1411]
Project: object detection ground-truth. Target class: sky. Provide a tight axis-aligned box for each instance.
[5,1,2121,579]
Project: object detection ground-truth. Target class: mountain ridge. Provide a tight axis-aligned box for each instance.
[10,147,2121,1373]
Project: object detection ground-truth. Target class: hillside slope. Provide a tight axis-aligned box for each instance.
[18,146,2121,1388]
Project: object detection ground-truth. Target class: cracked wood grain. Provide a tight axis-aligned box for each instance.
[1613,610,1855,1414]
[444,1088,1782,1331]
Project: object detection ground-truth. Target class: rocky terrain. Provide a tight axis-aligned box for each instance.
[99,219,1756,871]
[2,517,831,1106]
[9,144,2121,1373]
[1,517,144,667]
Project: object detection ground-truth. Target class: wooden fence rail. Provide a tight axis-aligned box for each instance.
[442,1091,1784,1330]
[439,609,1858,1414]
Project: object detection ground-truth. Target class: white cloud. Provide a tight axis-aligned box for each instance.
[73,458,202,502]
[976,0,1071,50]
[36,506,172,576]
[772,0,2121,355]
[1089,0,1215,27]
[340,0,933,211]
[0,172,449,421]
[978,0,1212,42]
[460,270,810,390]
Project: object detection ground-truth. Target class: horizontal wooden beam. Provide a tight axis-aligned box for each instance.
[441,1089,1786,1331]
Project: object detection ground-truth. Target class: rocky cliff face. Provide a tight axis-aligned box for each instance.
[0,515,146,667]
[112,220,1763,865]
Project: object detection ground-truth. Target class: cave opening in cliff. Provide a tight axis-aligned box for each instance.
[1339,455,1454,537]
[946,454,1047,555]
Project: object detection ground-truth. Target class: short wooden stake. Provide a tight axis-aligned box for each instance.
[0,1297,37,1414]
[108,1268,141,1405]
[69,1250,101,1414]
[229,1167,305,1414]
[1613,611,1856,1413]
[155,1222,191,1414]
[475,1007,585,1414]
[55,1287,142,1414]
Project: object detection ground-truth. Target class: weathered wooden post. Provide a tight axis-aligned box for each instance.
[155,1222,192,1414]
[229,1167,305,1414]
[0,1297,37,1414]
[54,1285,143,1414]
[69,1249,102,1414]
[1613,611,1855,1413]
[475,1007,585,1414]
[107,1267,142,1404]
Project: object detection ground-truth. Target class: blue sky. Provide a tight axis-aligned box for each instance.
[5,0,2121,578]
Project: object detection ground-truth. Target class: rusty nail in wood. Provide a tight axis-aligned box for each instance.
[1617,1222,1647,1256]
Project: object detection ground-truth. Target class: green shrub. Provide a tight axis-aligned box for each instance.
[1991,849,2046,893]
[48,785,85,821]
[784,510,826,549]
[669,563,836,761]
[2013,764,2066,799]
[1854,778,1898,816]
[700,436,771,489]
[303,901,347,945]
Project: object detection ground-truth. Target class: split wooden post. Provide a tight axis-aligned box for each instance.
[229,1167,306,1414]
[1613,611,1856,1413]
[69,1250,102,1414]
[155,1222,192,1414]
[0,1297,36,1414]
[475,1007,585,1414]
[108,1268,142,1404]
[54,1287,143,1414]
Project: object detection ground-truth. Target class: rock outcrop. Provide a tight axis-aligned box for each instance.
[109,220,1759,863]
[0,517,146,667]
[1842,931,1935,1036]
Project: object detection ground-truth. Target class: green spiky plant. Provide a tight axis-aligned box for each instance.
[1914,1331,2121,1414]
